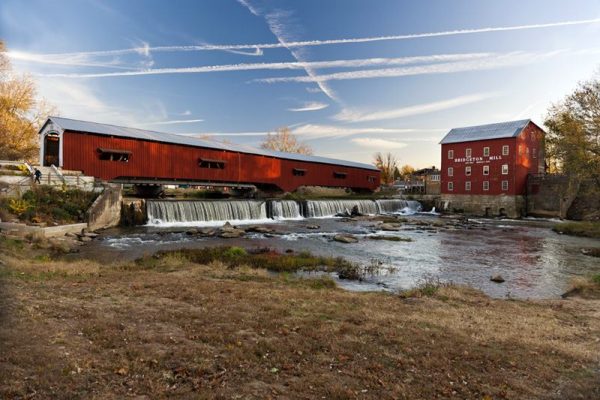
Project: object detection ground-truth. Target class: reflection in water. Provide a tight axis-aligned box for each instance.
[79,217,600,299]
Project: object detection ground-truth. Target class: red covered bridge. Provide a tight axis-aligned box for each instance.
[39,117,380,192]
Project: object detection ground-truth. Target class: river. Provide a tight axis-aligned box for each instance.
[75,203,599,299]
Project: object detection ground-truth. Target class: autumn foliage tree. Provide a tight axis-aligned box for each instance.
[0,41,55,161]
[373,152,397,186]
[544,75,600,185]
[260,127,313,155]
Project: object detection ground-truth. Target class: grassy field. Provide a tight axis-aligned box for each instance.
[1,239,599,399]
[553,221,600,239]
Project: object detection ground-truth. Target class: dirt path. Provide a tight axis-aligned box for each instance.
[1,246,599,399]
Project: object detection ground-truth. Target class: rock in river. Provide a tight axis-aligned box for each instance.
[333,234,358,244]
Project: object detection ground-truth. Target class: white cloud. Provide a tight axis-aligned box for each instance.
[288,102,329,112]
[351,138,407,149]
[32,51,502,78]
[147,119,204,125]
[335,92,498,123]
[19,17,600,57]
[255,50,566,83]
[290,124,442,139]
[7,50,134,70]
[189,124,444,139]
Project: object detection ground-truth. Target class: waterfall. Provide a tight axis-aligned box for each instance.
[147,200,269,226]
[270,200,303,220]
[144,198,424,226]
[304,199,380,218]
[375,199,422,214]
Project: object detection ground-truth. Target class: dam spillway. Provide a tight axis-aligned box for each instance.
[145,198,422,226]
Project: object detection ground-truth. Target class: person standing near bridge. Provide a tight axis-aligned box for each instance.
[33,168,42,184]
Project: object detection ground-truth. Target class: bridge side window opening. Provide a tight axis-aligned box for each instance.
[502,180,509,191]
[483,147,490,157]
[367,176,376,183]
[502,145,509,156]
[465,166,471,176]
[333,171,347,179]
[483,165,489,175]
[292,168,306,176]
[98,148,131,162]
[502,164,509,175]
[199,158,226,169]
[483,181,489,191]
[448,149,454,159]
[466,148,472,158]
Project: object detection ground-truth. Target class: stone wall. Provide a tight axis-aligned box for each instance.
[526,174,578,219]
[439,194,524,218]
[121,199,147,226]
[87,184,123,231]
[567,180,600,221]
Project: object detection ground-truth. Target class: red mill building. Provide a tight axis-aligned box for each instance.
[439,119,546,217]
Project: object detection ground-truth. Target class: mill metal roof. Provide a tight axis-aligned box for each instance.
[42,116,379,171]
[439,119,532,144]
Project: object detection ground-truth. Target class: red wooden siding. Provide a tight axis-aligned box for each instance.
[62,131,380,192]
[440,122,545,196]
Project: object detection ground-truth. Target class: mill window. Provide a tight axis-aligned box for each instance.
[483,165,489,175]
[502,145,509,156]
[466,148,472,158]
[448,149,454,159]
[465,166,471,176]
[483,147,490,156]
[465,181,471,191]
[502,164,509,175]
[483,181,489,191]
[448,182,454,191]
[502,181,509,191]
[448,167,453,177]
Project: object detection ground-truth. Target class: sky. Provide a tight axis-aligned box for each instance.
[1,0,600,168]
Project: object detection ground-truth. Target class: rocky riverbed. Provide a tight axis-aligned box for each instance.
[70,213,600,299]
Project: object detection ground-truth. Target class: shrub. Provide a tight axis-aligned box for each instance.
[7,198,32,216]
[3,186,98,225]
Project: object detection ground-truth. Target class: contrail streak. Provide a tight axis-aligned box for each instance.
[20,17,600,58]
[36,52,495,78]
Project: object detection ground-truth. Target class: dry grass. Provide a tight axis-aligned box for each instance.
[1,242,599,399]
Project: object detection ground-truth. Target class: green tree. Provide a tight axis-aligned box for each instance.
[0,41,55,161]
[373,152,397,186]
[260,126,313,155]
[544,75,600,185]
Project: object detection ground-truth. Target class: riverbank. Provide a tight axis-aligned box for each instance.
[1,238,599,398]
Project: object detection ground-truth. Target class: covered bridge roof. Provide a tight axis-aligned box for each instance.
[42,116,378,171]
[439,119,537,144]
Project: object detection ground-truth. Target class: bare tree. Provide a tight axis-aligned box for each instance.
[0,41,56,161]
[260,126,313,155]
[373,152,397,186]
